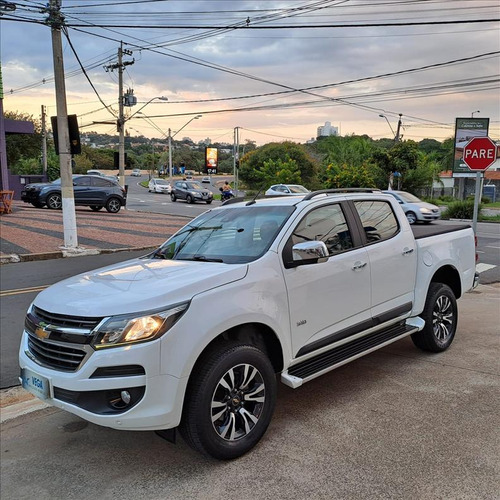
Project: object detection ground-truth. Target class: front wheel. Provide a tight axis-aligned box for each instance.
[406,211,417,225]
[206,200,212,204]
[105,197,122,213]
[411,283,457,352]
[170,193,176,202]
[186,195,193,204]
[46,193,62,210]
[179,343,276,460]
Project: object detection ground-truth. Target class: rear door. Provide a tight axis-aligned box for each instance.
[281,201,371,357]
[351,199,417,322]
[72,176,92,204]
[90,177,115,204]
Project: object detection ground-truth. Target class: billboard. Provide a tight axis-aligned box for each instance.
[453,117,489,176]
[205,147,218,175]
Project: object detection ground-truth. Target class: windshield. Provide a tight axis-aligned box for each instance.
[187,182,203,190]
[397,192,422,203]
[288,185,309,193]
[155,179,168,185]
[152,206,295,264]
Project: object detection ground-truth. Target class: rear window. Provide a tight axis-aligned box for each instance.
[353,201,399,243]
[92,177,114,187]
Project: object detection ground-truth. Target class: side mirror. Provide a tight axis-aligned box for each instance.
[291,241,329,266]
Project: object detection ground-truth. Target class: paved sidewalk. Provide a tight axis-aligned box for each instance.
[0,202,190,263]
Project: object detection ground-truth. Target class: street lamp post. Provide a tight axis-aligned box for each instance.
[168,115,202,186]
[379,114,395,138]
[471,110,480,118]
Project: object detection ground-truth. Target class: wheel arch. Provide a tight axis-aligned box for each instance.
[431,265,461,299]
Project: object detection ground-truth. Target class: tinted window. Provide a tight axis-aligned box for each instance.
[73,176,91,186]
[291,204,353,255]
[354,201,399,243]
[92,177,113,187]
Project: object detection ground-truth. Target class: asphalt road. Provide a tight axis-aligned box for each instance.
[1,283,498,500]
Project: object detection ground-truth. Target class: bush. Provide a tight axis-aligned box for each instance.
[442,200,482,220]
[437,195,455,203]
[466,195,490,204]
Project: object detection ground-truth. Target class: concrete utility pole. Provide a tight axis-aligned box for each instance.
[168,128,172,185]
[233,126,240,195]
[48,0,78,248]
[395,113,403,142]
[41,104,47,177]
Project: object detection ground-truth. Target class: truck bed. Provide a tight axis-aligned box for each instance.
[411,222,471,240]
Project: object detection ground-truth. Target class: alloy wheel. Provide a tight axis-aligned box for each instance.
[432,295,454,341]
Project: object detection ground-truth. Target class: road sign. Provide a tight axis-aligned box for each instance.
[462,137,497,171]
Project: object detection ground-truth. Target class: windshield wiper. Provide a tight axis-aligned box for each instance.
[191,255,224,263]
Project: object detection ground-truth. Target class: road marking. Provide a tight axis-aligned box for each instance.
[476,263,496,273]
[485,245,500,249]
[0,285,49,297]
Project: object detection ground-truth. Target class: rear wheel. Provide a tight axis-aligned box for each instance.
[90,205,103,212]
[46,193,62,210]
[105,197,121,213]
[406,211,417,225]
[179,343,276,460]
[411,283,457,352]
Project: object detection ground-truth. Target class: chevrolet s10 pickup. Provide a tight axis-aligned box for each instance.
[20,189,478,459]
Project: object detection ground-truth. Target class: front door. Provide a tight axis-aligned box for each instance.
[281,202,372,357]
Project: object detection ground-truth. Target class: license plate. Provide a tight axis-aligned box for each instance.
[21,368,51,400]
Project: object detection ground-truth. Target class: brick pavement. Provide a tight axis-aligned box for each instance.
[0,201,189,261]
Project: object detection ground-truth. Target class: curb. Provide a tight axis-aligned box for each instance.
[1,245,158,265]
[0,386,50,423]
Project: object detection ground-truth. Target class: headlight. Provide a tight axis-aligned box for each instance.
[192,191,201,197]
[420,208,431,214]
[92,303,188,349]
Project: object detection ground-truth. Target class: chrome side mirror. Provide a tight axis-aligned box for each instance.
[292,241,329,264]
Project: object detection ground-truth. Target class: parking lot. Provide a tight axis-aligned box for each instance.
[1,283,498,500]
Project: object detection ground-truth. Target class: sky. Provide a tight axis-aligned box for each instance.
[1,0,499,146]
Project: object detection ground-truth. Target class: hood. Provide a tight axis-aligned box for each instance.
[25,182,52,190]
[410,201,440,211]
[34,257,248,317]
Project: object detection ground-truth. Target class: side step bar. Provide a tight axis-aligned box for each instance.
[281,318,424,389]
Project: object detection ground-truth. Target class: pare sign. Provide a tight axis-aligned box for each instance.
[462,137,497,172]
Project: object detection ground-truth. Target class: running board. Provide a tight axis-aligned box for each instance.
[281,318,424,389]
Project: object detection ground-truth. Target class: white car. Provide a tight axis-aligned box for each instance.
[201,176,211,183]
[383,190,441,224]
[148,178,171,194]
[265,184,310,196]
[131,169,142,177]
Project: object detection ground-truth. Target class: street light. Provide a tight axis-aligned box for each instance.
[379,114,396,138]
[168,115,202,185]
[471,110,480,118]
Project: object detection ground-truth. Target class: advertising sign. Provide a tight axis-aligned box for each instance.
[205,147,218,175]
[453,117,489,176]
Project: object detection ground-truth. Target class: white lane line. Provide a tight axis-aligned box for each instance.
[485,245,500,249]
[476,263,496,273]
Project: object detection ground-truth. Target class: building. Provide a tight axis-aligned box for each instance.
[317,121,338,138]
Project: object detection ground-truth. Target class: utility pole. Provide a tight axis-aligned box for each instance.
[233,126,240,195]
[41,104,47,177]
[105,42,133,188]
[168,128,172,185]
[395,113,403,142]
[47,0,78,248]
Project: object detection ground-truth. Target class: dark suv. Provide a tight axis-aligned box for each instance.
[171,180,213,204]
[21,175,127,213]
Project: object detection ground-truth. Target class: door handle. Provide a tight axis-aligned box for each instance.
[402,248,414,256]
[352,261,367,270]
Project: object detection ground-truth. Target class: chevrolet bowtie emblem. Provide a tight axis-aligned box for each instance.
[35,324,51,340]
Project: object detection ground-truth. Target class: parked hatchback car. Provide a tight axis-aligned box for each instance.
[171,180,213,204]
[21,175,127,213]
[148,178,172,194]
[383,190,441,224]
[265,184,310,196]
[131,169,142,177]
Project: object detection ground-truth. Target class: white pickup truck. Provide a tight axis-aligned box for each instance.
[19,189,478,459]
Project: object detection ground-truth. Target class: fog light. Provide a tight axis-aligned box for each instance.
[121,390,131,404]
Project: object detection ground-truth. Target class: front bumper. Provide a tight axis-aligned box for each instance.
[19,331,187,431]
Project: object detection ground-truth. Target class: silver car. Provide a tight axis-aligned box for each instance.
[148,178,172,194]
[265,184,310,196]
[383,190,441,224]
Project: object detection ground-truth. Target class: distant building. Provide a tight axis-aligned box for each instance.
[317,121,338,138]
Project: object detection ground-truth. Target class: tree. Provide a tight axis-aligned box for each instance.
[324,162,377,189]
[254,158,302,190]
[239,142,318,190]
[4,111,42,167]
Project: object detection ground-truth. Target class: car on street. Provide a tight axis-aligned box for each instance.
[171,180,213,204]
[131,169,142,177]
[185,170,195,180]
[148,178,172,194]
[201,176,211,183]
[21,175,127,213]
[86,169,104,176]
[265,184,310,196]
[383,190,441,224]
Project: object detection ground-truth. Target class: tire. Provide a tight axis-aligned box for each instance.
[206,200,212,204]
[32,202,44,209]
[186,195,193,204]
[171,193,176,202]
[105,197,122,213]
[179,343,277,460]
[46,193,62,210]
[90,205,103,212]
[411,283,458,352]
[406,211,417,225]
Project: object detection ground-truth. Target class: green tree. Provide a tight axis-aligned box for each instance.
[254,158,301,190]
[325,162,377,189]
[239,142,317,190]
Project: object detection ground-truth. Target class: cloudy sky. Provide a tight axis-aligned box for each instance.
[2,0,499,145]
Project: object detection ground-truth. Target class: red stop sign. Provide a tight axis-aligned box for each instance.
[462,137,497,171]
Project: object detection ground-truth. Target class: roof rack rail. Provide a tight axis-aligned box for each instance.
[221,196,246,206]
[302,188,381,201]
